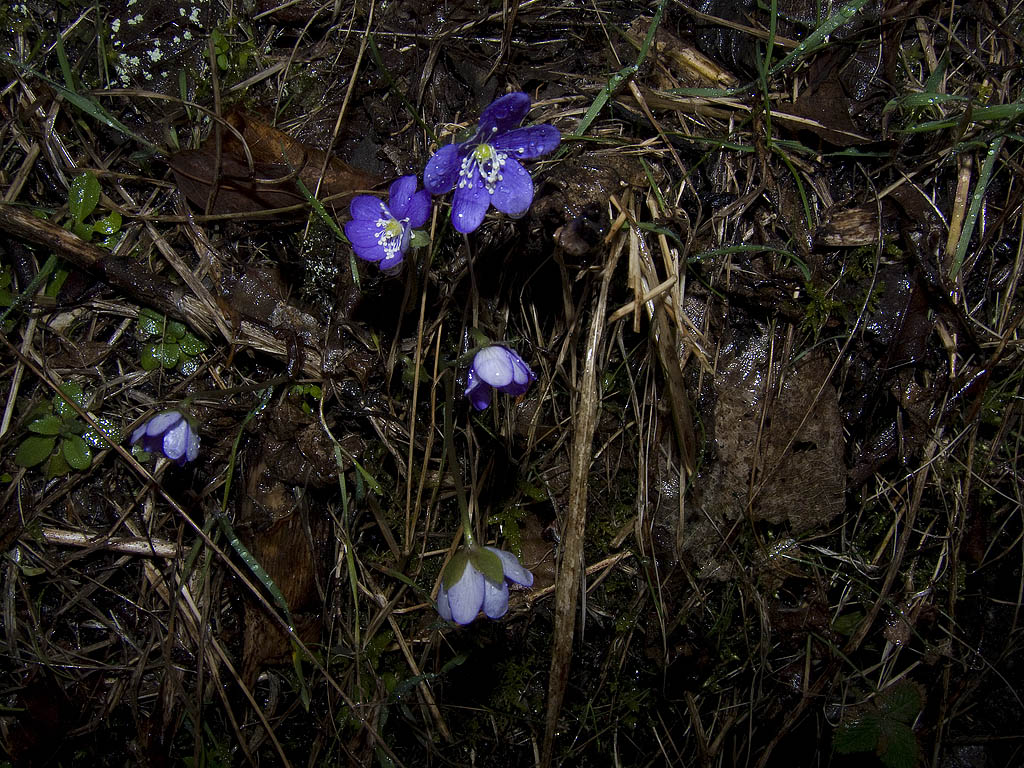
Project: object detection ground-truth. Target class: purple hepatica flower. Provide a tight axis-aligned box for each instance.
[130,410,199,466]
[424,92,560,233]
[437,546,534,625]
[465,345,536,410]
[344,175,431,270]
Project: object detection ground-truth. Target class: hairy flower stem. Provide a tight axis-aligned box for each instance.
[444,371,475,548]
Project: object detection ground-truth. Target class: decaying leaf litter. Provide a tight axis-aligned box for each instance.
[1,0,1023,765]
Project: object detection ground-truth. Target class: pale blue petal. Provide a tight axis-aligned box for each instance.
[424,143,463,194]
[436,583,453,621]
[405,190,432,229]
[185,427,200,463]
[146,411,180,437]
[482,579,510,619]
[350,195,389,221]
[492,124,560,159]
[387,175,418,218]
[162,419,189,462]
[446,564,485,625]
[473,346,515,387]
[130,424,147,445]
[490,158,534,218]
[479,92,531,135]
[450,170,491,233]
[487,547,534,587]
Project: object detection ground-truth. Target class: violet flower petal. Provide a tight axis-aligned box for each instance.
[492,123,561,160]
[465,371,493,410]
[344,218,385,249]
[387,175,418,218]
[478,92,531,135]
[490,157,534,218]
[451,174,491,234]
[405,189,432,229]
[350,194,388,221]
[424,143,463,194]
[162,420,189,462]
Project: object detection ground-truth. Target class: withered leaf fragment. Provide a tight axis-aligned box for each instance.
[169,110,381,217]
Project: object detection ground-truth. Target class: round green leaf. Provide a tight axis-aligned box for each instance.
[178,356,201,377]
[179,332,207,356]
[15,436,57,467]
[137,309,164,337]
[69,172,100,223]
[409,229,431,248]
[165,319,187,341]
[62,434,93,470]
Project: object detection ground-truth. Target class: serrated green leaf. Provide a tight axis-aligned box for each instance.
[69,172,100,223]
[62,434,93,470]
[46,449,71,478]
[471,547,504,586]
[442,550,470,591]
[878,720,919,768]
[94,210,121,236]
[137,308,164,337]
[28,414,63,435]
[15,435,57,467]
[834,713,881,755]
[53,381,86,417]
[879,681,922,723]
[179,332,207,356]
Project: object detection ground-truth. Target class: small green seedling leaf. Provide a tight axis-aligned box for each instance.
[409,229,431,248]
[15,436,57,467]
[68,172,100,224]
[94,210,121,237]
[28,414,63,436]
[62,434,93,470]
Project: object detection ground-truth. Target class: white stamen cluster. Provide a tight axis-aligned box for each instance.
[375,216,405,260]
[459,142,508,195]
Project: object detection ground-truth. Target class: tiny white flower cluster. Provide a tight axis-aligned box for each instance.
[108,0,206,87]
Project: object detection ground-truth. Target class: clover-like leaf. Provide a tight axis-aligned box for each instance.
[165,319,187,342]
[15,435,57,467]
[141,341,180,370]
[69,172,101,224]
[62,434,93,470]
